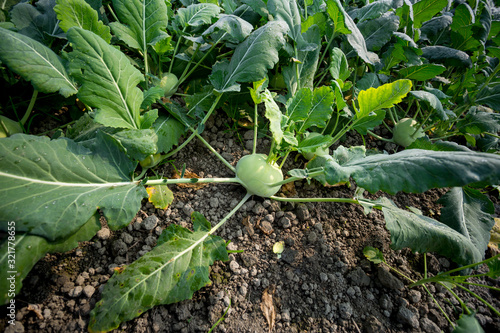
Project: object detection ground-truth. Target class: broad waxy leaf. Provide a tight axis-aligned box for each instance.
[0,27,77,97]
[358,12,400,51]
[421,46,472,68]
[357,79,412,118]
[54,0,111,43]
[309,147,500,195]
[0,214,100,305]
[438,187,495,264]
[202,14,253,44]
[326,0,378,64]
[0,134,147,241]
[457,110,500,135]
[88,212,228,333]
[351,0,393,23]
[176,3,220,28]
[379,197,486,266]
[67,27,148,129]
[453,314,485,333]
[410,90,447,120]
[268,0,301,42]
[112,128,158,161]
[262,89,283,145]
[110,0,169,52]
[398,64,446,81]
[10,0,62,44]
[412,0,448,29]
[476,85,500,111]
[152,115,186,154]
[146,185,174,209]
[210,21,288,92]
[450,3,481,52]
[363,246,385,264]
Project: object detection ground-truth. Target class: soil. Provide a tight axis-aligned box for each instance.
[1,114,500,333]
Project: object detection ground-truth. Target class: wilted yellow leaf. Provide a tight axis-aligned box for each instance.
[146,185,174,209]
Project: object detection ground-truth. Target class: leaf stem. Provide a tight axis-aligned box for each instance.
[20,90,38,126]
[267,170,325,187]
[253,103,258,155]
[455,284,500,317]
[367,130,394,143]
[145,177,240,186]
[169,27,187,73]
[270,196,359,204]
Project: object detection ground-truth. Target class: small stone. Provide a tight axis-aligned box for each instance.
[69,286,83,298]
[252,203,265,215]
[260,221,273,234]
[281,309,291,322]
[339,302,353,319]
[112,239,128,256]
[296,204,310,221]
[408,290,422,303]
[346,287,356,297]
[229,260,240,273]
[377,265,404,290]
[364,315,384,333]
[239,285,248,296]
[314,223,323,233]
[320,272,328,282]
[142,216,159,230]
[397,306,419,328]
[240,253,258,267]
[347,267,371,287]
[4,321,24,333]
[280,217,292,229]
[121,232,134,244]
[420,317,440,333]
[83,285,96,298]
[96,228,110,240]
[75,275,85,286]
[209,197,219,208]
[307,231,317,243]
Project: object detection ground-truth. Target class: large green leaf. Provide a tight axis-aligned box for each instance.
[0,27,77,97]
[67,27,148,129]
[398,64,446,81]
[54,0,111,43]
[0,214,101,305]
[10,0,61,44]
[457,109,500,135]
[210,21,288,92]
[421,46,472,68]
[176,3,220,29]
[268,0,301,42]
[309,146,500,194]
[450,3,481,52]
[357,79,412,118]
[358,12,400,51]
[439,187,495,261]
[379,197,485,266]
[112,128,158,161]
[109,0,169,52]
[410,90,447,120]
[325,0,378,64]
[0,133,147,241]
[262,89,283,145]
[202,14,253,44]
[88,212,228,333]
[476,85,500,111]
[453,314,485,333]
[152,115,186,154]
[412,0,448,29]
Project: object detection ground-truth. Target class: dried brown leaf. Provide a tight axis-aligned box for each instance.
[172,170,209,190]
[28,304,44,320]
[260,286,276,332]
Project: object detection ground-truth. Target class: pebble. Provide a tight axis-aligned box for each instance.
[377,265,404,290]
[229,260,240,273]
[96,228,111,240]
[320,272,328,282]
[307,231,317,243]
[4,321,24,333]
[295,204,310,221]
[279,217,292,229]
[408,289,422,303]
[347,267,371,287]
[397,306,420,328]
[83,285,96,298]
[420,317,441,333]
[339,302,353,319]
[209,197,219,208]
[121,232,134,244]
[281,309,291,322]
[69,286,83,298]
[112,239,128,256]
[142,216,159,230]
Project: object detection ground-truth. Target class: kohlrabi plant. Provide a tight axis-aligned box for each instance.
[1,0,500,332]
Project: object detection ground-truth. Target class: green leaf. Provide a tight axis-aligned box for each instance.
[351,0,393,23]
[268,0,301,42]
[421,46,472,68]
[110,0,169,52]
[141,87,165,110]
[398,64,447,81]
[302,12,327,33]
[262,89,283,145]
[412,0,448,29]
[420,15,453,43]
[410,90,447,120]
[451,3,482,52]
[357,79,412,118]
[54,0,111,43]
[152,115,186,154]
[10,0,61,44]
[88,212,228,333]
[438,187,495,264]
[176,3,220,28]
[202,14,253,44]
[298,133,332,153]
[486,257,500,279]
[315,147,500,195]
[352,109,386,135]
[111,128,158,161]
[380,197,485,266]
[298,86,335,133]
[363,246,385,264]
[325,0,378,64]
[67,27,148,129]
[0,133,147,241]
[329,47,350,82]
[457,110,500,135]
[476,85,500,111]
[358,12,400,51]
[210,21,288,92]
[0,214,101,305]
[0,27,77,97]
[146,185,174,209]
[286,88,312,123]
[453,313,485,333]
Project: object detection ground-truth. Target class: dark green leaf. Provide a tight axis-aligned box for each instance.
[67,27,149,129]
[202,14,253,44]
[398,64,447,81]
[0,214,100,305]
[210,21,288,92]
[451,3,481,51]
[0,133,147,241]
[486,257,500,278]
[476,85,500,111]
[410,90,447,120]
[111,129,158,161]
[438,187,495,264]
[453,313,485,333]
[0,27,77,97]
[88,212,228,332]
[412,0,448,29]
[141,87,165,110]
[380,197,485,266]
[10,0,61,43]
[54,0,111,43]
[268,0,301,42]
[420,15,452,43]
[350,0,393,23]
[176,3,220,28]
[353,109,386,135]
[457,109,500,134]
[421,46,472,68]
[152,115,186,154]
[358,12,400,51]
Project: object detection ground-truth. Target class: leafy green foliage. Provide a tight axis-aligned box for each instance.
[363,246,385,264]
[88,212,228,332]
[453,313,485,333]
[0,27,77,97]
[357,80,412,117]
[0,133,147,241]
